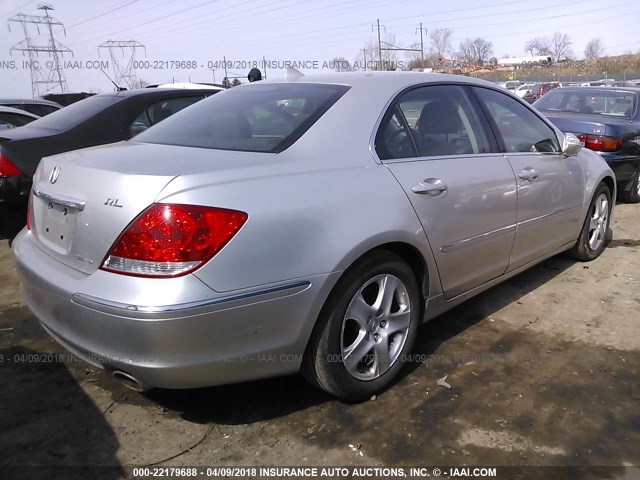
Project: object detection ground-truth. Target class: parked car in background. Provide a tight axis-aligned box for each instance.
[498,80,521,93]
[0,87,220,225]
[534,87,640,202]
[42,92,96,107]
[0,106,39,130]
[515,83,535,98]
[0,98,62,116]
[13,72,615,401]
[523,82,561,103]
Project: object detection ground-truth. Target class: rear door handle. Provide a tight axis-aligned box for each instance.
[412,178,448,195]
[518,168,539,182]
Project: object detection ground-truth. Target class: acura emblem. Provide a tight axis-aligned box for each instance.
[50,166,61,184]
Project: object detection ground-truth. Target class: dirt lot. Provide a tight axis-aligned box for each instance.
[1,203,639,480]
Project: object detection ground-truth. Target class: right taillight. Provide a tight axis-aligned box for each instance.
[26,190,33,230]
[576,134,622,152]
[101,203,248,277]
[0,153,22,177]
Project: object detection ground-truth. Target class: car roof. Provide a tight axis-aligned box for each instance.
[0,98,62,107]
[250,71,503,97]
[96,87,221,98]
[549,86,640,94]
[0,105,40,118]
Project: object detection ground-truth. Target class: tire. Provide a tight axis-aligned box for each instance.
[302,250,422,401]
[568,183,612,261]
[619,169,640,203]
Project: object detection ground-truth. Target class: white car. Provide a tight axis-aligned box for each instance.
[515,83,535,98]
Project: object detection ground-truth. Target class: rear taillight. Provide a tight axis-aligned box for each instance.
[576,134,622,152]
[101,203,248,277]
[0,153,22,177]
[26,190,33,230]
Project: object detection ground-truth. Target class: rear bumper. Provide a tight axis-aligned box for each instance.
[13,229,340,389]
[600,153,639,184]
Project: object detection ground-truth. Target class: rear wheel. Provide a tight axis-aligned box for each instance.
[303,251,421,401]
[568,183,611,261]
[619,169,640,203]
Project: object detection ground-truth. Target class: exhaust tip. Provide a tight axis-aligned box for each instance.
[112,370,148,392]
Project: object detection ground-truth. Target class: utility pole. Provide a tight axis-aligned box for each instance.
[98,40,146,89]
[372,19,384,70]
[416,23,427,67]
[8,4,73,97]
[361,48,367,71]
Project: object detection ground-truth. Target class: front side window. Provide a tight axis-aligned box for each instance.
[473,87,561,153]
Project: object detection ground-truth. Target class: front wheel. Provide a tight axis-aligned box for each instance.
[303,251,422,401]
[568,183,611,261]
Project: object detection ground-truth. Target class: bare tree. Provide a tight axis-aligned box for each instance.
[429,27,452,59]
[524,37,551,56]
[550,32,573,62]
[584,38,604,60]
[458,37,494,66]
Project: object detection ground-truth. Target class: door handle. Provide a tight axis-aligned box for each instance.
[518,168,539,182]
[412,178,448,195]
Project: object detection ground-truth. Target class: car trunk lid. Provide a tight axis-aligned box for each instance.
[29,141,282,275]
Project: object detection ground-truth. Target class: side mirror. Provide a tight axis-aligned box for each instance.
[562,132,582,156]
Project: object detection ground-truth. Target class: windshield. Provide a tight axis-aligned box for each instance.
[135,83,349,153]
[27,95,124,131]
[535,89,637,117]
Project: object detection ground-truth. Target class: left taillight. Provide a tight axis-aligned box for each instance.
[0,152,22,177]
[101,203,248,277]
[577,134,622,152]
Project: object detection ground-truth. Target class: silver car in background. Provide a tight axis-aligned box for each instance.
[13,72,615,401]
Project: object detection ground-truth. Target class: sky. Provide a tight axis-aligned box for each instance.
[1,0,639,97]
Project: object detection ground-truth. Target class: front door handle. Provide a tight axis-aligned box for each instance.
[412,178,448,195]
[518,168,539,182]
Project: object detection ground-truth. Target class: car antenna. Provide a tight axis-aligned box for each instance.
[100,69,127,91]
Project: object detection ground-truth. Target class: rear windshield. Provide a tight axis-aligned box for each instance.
[27,95,124,131]
[535,89,637,117]
[135,83,349,153]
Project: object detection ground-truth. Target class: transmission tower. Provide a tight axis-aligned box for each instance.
[98,41,146,89]
[8,4,73,97]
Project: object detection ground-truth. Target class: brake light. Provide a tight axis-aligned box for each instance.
[101,204,248,277]
[0,153,22,177]
[576,134,622,152]
[26,191,33,230]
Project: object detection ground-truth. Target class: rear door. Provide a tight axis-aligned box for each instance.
[378,84,517,299]
[471,87,584,270]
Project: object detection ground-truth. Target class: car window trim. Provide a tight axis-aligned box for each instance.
[373,103,419,161]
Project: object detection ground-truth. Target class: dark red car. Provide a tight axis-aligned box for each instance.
[523,82,561,103]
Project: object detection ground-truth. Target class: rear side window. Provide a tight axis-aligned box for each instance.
[473,87,560,153]
[135,83,349,153]
[128,96,205,137]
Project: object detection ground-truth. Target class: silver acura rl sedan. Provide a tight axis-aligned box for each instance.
[13,72,615,401]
